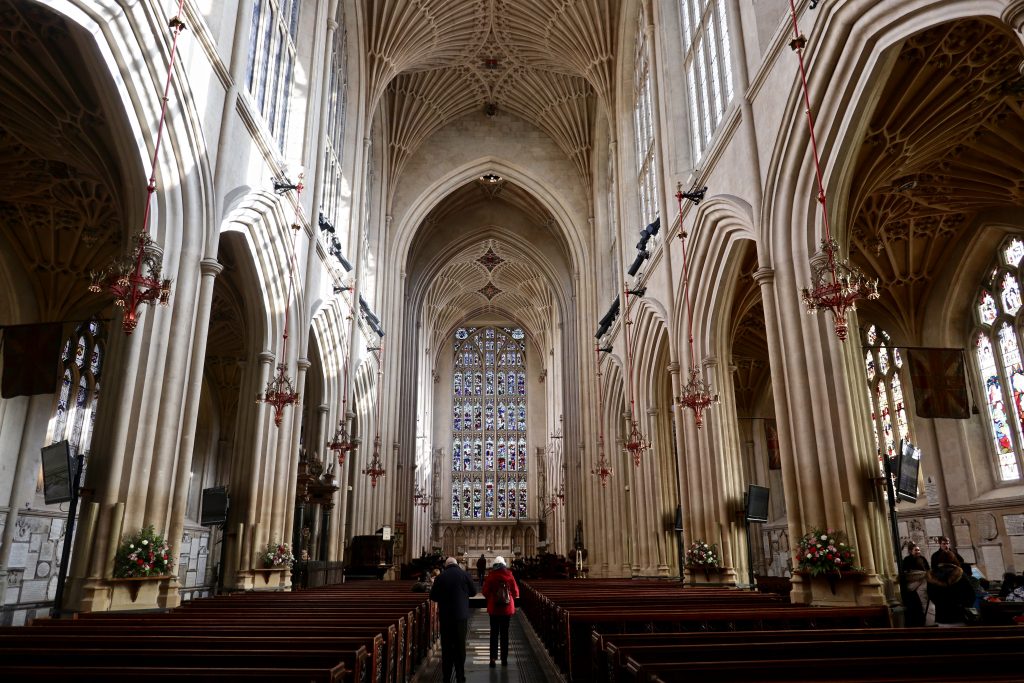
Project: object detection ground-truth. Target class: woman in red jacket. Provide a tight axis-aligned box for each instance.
[481,555,520,667]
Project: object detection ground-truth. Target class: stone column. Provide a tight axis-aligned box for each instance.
[164,258,223,606]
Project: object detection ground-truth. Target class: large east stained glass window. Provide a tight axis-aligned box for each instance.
[863,325,911,474]
[974,237,1024,481]
[451,327,528,519]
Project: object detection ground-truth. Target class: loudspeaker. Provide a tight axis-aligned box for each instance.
[41,440,73,505]
[200,486,229,526]
[745,484,769,523]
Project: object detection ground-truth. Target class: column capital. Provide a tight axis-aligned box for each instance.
[200,258,224,277]
[1004,1,1024,33]
[753,267,775,286]
[297,358,312,371]
[667,361,680,375]
[258,351,275,365]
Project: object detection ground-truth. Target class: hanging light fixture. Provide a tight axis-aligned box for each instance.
[327,412,358,466]
[787,0,879,341]
[674,183,719,429]
[591,345,614,486]
[544,493,560,515]
[622,287,649,466]
[363,436,386,488]
[89,2,187,334]
[258,361,300,427]
[413,483,430,509]
[256,172,304,426]
[362,341,387,487]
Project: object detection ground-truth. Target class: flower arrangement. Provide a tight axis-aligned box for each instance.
[685,540,721,570]
[263,541,295,568]
[796,527,857,576]
[113,525,174,578]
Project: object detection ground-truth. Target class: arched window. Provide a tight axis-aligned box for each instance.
[973,237,1024,481]
[680,0,734,159]
[451,327,528,519]
[321,9,348,247]
[246,0,301,149]
[634,9,659,225]
[49,320,104,458]
[863,325,911,472]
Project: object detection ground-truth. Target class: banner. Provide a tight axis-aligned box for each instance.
[907,348,970,419]
[1,323,63,398]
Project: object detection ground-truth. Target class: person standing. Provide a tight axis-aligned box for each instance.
[926,550,975,627]
[900,543,930,626]
[482,555,519,667]
[476,553,487,582]
[430,556,477,683]
[930,536,965,568]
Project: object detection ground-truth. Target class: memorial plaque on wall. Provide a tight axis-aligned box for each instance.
[924,476,939,506]
[978,513,998,541]
[1004,514,1024,536]
[981,545,1005,578]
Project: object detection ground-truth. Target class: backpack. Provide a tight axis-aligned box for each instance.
[496,581,511,606]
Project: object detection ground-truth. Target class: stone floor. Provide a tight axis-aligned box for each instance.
[413,608,563,683]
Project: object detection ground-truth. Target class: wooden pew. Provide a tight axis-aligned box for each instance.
[627,651,1023,683]
[591,625,1022,681]
[0,647,349,682]
[557,604,890,681]
[608,630,1024,683]
[0,626,376,683]
[44,618,391,683]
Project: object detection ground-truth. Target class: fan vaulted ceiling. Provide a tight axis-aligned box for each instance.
[369,0,616,187]
[850,19,1024,335]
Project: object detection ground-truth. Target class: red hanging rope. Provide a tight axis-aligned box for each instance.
[139,0,187,241]
[787,0,835,270]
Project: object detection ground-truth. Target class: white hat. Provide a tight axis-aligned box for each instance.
[493,555,506,567]
[445,556,457,567]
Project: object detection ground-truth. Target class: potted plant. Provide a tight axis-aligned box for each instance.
[685,539,721,581]
[113,525,174,578]
[262,541,296,569]
[795,527,862,597]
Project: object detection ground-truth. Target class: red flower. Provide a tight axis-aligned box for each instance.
[137,559,144,565]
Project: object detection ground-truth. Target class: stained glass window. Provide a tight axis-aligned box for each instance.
[450,327,528,519]
[1004,238,1024,267]
[973,237,1024,481]
[863,325,911,473]
[47,318,104,497]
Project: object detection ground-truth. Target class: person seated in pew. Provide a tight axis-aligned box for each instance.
[997,573,1024,602]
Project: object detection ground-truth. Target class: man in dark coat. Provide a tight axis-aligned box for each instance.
[926,550,975,626]
[430,557,477,683]
[930,536,965,568]
[476,553,487,582]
